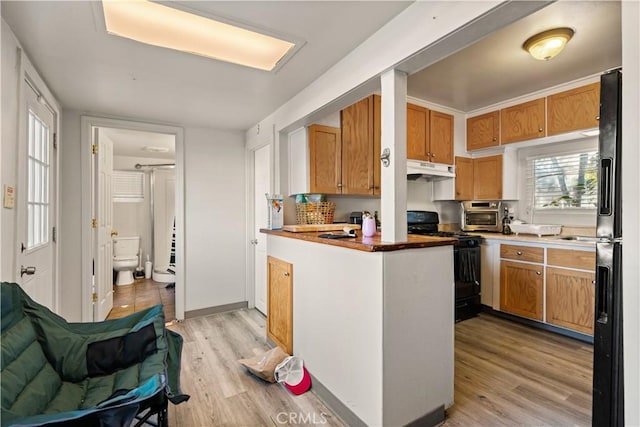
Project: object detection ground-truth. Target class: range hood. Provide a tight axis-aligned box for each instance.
[407,159,455,180]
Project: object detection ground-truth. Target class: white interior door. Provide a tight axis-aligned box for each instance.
[16,82,56,310]
[253,144,271,314]
[94,128,114,321]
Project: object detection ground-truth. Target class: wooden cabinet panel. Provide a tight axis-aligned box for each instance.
[501,98,545,144]
[455,156,474,200]
[473,154,503,200]
[467,111,500,150]
[430,111,454,164]
[500,244,544,263]
[547,82,600,136]
[308,125,341,194]
[547,248,596,271]
[500,260,543,320]
[407,103,429,161]
[373,95,381,195]
[546,267,595,335]
[267,256,293,354]
[342,97,375,195]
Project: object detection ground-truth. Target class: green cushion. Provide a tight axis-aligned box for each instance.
[0,282,188,427]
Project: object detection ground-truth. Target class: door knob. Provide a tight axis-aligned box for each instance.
[21,266,36,277]
[111,230,119,237]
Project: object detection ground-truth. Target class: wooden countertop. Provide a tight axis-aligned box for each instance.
[260,229,456,252]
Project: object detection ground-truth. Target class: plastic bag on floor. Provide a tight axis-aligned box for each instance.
[239,346,289,383]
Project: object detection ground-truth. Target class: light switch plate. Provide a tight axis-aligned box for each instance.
[3,185,15,209]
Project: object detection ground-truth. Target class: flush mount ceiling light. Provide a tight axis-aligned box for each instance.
[101,0,295,71]
[523,27,575,61]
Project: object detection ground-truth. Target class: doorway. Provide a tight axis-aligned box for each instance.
[95,127,176,321]
[80,117,185,322]
[252,144,272,314]
[15,77,59,312]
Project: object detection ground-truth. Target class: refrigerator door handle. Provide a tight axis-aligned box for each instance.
[596,265,610,324]
[599,158,612,216]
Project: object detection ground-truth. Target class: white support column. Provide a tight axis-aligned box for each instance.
[380,69,407,243]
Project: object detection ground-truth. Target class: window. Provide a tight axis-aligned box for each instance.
[112,170,145,202]
[528,150,598,210]
[27,109,50,249]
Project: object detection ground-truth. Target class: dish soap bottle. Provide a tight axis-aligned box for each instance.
[502,207,512,235]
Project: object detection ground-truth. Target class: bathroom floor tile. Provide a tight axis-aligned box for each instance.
[106,279,175,321]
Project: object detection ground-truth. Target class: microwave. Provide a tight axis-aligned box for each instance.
[461,201,503,232]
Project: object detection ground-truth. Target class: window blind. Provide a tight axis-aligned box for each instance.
[527,150,598,209]
[113,171,144,202]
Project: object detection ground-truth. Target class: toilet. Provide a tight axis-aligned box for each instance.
[113,236,140,286]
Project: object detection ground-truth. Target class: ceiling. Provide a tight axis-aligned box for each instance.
[407,1,622,112]
[0,1,412,130]
[102,127,175,160]
[1,1,623,135]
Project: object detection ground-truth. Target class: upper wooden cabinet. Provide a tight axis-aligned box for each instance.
[430,111,454,165]
[501,98,546,144]
[473,154,503,200]
[454,154,503,200]
[341,95,381,195]
[466,111,500,150]
[454,156,474,200]
[407,103,429,161]
[547,82,600,136]
[407,103,454,164]
[308,125,341,194]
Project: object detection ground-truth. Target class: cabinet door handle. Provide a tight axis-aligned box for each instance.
[337,183,343,188]
[431,153,435,158]
[284,271,290,277]
[516,251,523,255]
[596,116,600,121]
[492,137,497,141]
[538,127,544,133]
[536,271,541,275]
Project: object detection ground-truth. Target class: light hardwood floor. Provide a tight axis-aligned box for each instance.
[443,314,593,426]
[110,300,592,426]
[167,309,344,426]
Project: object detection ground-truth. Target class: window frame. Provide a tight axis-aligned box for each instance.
[527,149,599,212]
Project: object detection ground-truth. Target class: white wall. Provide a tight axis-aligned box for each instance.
[1,20,20,282]
[59,110,84,320]
[58,113,246,319]
[183,127,246,312]
[621,1,640,424]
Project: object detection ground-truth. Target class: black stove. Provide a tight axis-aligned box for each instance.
[407,211,482,322]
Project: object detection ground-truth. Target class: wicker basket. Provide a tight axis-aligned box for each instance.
[295,202,336,224]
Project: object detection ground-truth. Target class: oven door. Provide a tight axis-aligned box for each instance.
[463,210,501,232]
[454,246,481,299]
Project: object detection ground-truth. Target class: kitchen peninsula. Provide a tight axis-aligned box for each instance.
[261,229,456,426]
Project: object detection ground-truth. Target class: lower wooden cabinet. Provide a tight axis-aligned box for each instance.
[497,244,595,336]
[267,256,293,354]
[500,260,543,321]
[546,267,595,335]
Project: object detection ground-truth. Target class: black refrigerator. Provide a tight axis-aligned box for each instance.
[592,68,624,426]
